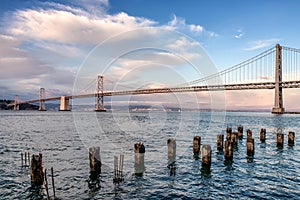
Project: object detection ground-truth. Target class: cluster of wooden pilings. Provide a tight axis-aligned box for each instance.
[22,130,296,193]
[216,126,296,162]
[20,152,56,199]
[88,128,296,179]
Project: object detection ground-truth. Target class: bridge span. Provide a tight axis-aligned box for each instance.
[8,44,300,114]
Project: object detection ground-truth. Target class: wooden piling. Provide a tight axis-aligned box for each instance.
[277,133,284,148]
[30,153,44,185]
[231,132,238,145]
[217,134,224,151]
[246,129,252,142]
[237,126,243,138]
[27,152,30,166]
[114,156,118,182]
[246,138,255,156]
[89,147,101,173]
[288,131,295,146]
[167,138,176,165]
[120,154,124,179]
[44,169,50,200]
[202,145,211,167]
[193,136,201,154]
[25,152,27,166]
[260,128,266,143]
[134,143,145,175]
[21,153,24,167]
[226,127,232,141]
[224,140,233,160]
[51,167,56,199]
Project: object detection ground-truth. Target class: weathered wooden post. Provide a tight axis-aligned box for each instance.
[217,134,224,151]
[237,126,243,139]
[226,127,232,141]
[193,136,201,154]
[224,140,233,160]
[89,147,101,173]
[51,167,56,199]
[21,153,24,167]
[25,152,27,166]
[202,145,211,168]
[288,131,295,146]
[260,128,266,143]
[27,152,30,166]
[30,153,44,185]
[167,138,176,166]
[277,133,284,148]
[246,129,252,142]
[231,132,238,145]
[44,169,50,200]
[134,143,145,175]
[246,138,255,156]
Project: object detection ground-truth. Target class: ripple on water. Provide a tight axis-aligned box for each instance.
[1,111,300,199]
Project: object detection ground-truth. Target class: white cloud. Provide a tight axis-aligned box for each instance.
[244,38,280,51]
[0,3,219,102]
[166,15,217,37]
[234,29,244,39]
[8,9,156,44]
[189,24,204,33]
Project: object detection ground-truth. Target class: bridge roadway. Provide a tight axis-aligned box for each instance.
[11,80,300,105]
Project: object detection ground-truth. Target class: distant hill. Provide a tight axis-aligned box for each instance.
[0,99,39,110]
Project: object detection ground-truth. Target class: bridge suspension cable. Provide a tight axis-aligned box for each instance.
[179,47,276,87]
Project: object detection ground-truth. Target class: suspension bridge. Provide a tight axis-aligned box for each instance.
[8,44,300,114]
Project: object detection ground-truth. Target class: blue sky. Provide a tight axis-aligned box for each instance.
[1,0,300,110]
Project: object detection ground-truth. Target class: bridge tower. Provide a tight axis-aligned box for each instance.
[272,44,285,114]
[95,75,106,112]
[38,88,46,111]
[13,95,19,110]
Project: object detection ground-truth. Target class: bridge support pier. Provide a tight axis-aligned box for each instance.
[59,96,71,111]
[272,44,285,114]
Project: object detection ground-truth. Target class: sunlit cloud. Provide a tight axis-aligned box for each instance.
[244,38,280,51]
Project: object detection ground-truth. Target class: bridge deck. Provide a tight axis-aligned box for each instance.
[8,81,300,106]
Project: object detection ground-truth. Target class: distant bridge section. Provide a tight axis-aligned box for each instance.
[8,44,300,114]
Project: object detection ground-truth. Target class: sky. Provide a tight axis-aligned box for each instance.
[1,0,300,110]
